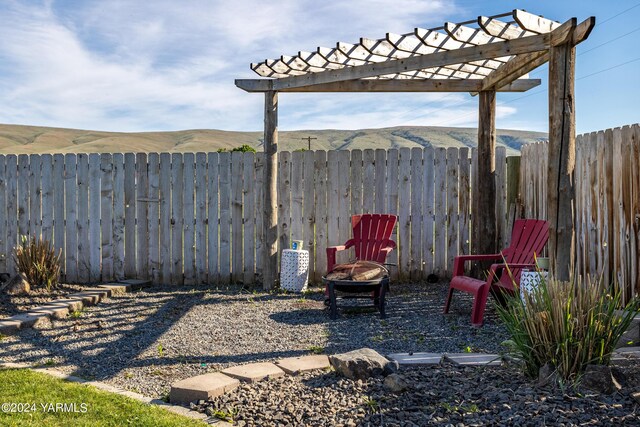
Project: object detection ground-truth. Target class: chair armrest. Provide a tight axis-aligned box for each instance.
[326,239,355,272]
[452,253,503,277]
[487,263,537,291]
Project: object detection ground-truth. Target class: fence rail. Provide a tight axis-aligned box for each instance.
[0,146,509,285]
[520,124,640,300]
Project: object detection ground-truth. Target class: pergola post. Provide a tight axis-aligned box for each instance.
[263,90,279,289]
[547,42,576,281]
[474,90,497,257]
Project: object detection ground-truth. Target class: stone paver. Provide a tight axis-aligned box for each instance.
[613,346,640,355]
[10,312,50,328]
[276,355,330,375]
[387,352,443,365]
[0,320,22,335]
[117,279,152,290]
[29,304,70,319]
[98,283,129,296]
[170,372,240,404]
[69,289,109,305]
[444,353,502,366]
[47,298,85,312]
[222,362,285,383]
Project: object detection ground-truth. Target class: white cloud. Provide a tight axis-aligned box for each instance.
[0,0,525,133]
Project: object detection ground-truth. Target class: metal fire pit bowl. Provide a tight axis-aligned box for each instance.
[321,275,389,320]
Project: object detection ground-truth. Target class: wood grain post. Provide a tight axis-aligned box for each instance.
[547,42,576,281]
[506,156,521,242]
[474,90,497,258]
[263,90,278,289]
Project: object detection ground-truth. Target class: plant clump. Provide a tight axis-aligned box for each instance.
[12,235,62,292]
[497,273,639,382]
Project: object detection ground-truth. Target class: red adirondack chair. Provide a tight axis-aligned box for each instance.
[443,219,549,326]
[326,214,398,273]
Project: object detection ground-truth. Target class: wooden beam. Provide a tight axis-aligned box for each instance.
[547,41,576,281]
[481,51,548,91]
[474,90,497,257]
[410,29,503,71]
[385,32,493,78]
[572,16,596,46]
[268,18,576,91]
[263,91,278,290]
[513,9,561,34]
[235,78,540,93]
[478,16,537,39]
[480,17,591,91]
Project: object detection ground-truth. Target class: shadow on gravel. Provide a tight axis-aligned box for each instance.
[0,288,215,380]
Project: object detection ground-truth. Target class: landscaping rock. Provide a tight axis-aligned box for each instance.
[537,363,558,387]
[383,373,409,393]
[580,365,622,394]
[329,348,396,380]
[4,274,30,295]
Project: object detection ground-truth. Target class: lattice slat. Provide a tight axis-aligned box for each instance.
[248,9,562,84]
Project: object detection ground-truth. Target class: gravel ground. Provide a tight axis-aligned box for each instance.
[0,281,508,398]
[196,361,640,426]
[0,283,86,318]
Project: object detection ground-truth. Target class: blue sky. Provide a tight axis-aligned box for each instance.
[0,0,638,134]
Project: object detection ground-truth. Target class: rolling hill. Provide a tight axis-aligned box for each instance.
[0,124,547,155]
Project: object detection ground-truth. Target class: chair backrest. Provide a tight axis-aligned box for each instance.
[499,219,549,286]
[352,214,398,263]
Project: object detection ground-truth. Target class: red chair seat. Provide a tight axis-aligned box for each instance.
[443,219,549,326]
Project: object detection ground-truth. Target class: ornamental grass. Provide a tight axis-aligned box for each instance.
[12,235,62,291]
[497,272,639,381]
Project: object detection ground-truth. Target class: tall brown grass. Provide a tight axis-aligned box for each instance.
[497,273,639,381]
[12,235,62,291]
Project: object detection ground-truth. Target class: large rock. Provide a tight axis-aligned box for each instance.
[329,348,398,380]
[3,274,30,295]
[580,365,623,394]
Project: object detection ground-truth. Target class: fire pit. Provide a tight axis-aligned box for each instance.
[322,260,390,319]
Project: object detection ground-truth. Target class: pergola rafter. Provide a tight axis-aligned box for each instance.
[235,9,596,288]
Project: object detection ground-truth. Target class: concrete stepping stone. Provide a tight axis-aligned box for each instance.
[46,298,85,312]
[387,352,443,365]
[29,305,70,319]
[98,283,129,296]
[0,319,22,335]
[276,355,330,375]
[170,372,239,404]
[117,279,152,290]
[9,312,50,328]
[444,353,502,366]
[614,346,640,356]
[222,362,285,383]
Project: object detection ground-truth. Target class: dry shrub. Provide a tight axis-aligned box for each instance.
[12,235,62,291]
[497,273,639,381]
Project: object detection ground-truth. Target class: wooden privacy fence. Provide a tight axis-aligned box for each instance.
[0,147,510,285]
[520,124,640,300]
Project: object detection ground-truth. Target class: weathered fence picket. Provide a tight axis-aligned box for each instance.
[520,124,640,301]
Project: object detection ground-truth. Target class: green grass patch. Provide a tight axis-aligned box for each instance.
[0,368,204,427]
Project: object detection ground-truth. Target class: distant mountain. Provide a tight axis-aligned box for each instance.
[0,124,547,155]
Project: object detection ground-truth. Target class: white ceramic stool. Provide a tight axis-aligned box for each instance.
[280,249,309,292]
[520,269,548,305]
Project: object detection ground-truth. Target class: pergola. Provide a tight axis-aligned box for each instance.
[235,9,595,288]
